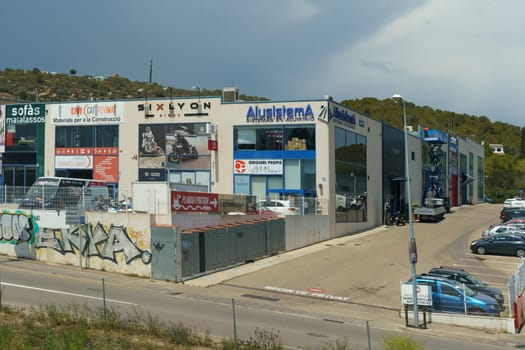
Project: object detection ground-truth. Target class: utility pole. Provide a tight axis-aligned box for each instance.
[149,60,153,84]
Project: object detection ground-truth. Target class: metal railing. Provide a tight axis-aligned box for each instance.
[3,185,328,216]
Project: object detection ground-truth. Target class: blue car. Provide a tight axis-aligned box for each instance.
[407,274,502,316]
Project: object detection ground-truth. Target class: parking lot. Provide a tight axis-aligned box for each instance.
[206,203,517,317]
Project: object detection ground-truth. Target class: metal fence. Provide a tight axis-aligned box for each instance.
[3,185,328,216]
[1,185,117,212]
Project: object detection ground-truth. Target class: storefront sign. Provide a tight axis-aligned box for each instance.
[55,155,93,169]
[245,104,315,123]
[6,103,45,124]
[137,100,212,118]
[171,191,219,213]
[234,159,283,175]
[49,102,123,125]
[332,106,356,126]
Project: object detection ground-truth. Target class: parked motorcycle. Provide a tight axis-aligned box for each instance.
[390,211,406,226]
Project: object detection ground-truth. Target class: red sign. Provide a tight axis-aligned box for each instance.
[55,147,94,155]
[93,155,119,182]
[208,139,218,151]
[171,191,219,213]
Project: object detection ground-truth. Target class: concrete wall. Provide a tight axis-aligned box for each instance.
[0,208,153,278]
[405,310,515,333]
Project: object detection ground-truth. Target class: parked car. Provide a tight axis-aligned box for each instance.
[406,274,502,316]
[481,225,525,238]
[502,218,525,225]
[500,208,525,222]
[427,266,504,308]
[470,233,525,257]
[255,199,299,216]
[503,197,525,208]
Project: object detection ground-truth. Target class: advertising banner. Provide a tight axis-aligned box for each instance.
[94,155,119,182]
[170,191,219,213]
[55,155,93,169]
[234,159,283,175]
[49,102,123,125]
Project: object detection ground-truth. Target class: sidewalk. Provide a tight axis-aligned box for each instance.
[183,217,525,348]
[184,226,387,287]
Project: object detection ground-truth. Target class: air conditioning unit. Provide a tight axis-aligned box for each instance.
[223,87,239,102]
[206,123,217,135]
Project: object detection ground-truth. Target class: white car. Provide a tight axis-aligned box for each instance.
[482,225,525,238]
[255,200,300,216]
[503,197,525,208]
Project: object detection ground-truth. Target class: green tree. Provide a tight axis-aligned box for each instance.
[520,128,525,158]
[485,154,518,200]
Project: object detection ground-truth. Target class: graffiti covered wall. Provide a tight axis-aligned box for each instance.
[0,209,152,278]
[0,210,39,258]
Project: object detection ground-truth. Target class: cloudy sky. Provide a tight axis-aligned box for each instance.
[2,0,524,126]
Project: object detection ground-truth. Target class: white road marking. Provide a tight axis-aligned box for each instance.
[0,282,137,306]
[264,286,350,302]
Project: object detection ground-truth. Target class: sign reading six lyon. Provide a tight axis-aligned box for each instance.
[6,103,45,124]
[49,102,124,125]
[171,191,219,213]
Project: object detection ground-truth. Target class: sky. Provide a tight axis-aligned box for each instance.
[2,0,524,126]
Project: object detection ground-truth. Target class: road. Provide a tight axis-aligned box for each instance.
[0,204,523,349]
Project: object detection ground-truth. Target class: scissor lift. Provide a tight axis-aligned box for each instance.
[414,129,448,222]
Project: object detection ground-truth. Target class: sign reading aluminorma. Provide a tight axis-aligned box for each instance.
[171,191,219,213]
[234,159,283,175]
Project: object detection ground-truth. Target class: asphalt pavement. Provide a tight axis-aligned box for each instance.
[184,204,525,347]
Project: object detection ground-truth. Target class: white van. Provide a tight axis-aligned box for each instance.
[503,197,525,208]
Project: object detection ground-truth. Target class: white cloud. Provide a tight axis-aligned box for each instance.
[301,0,525,125]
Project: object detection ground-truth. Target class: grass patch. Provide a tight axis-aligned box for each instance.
[0,304,425,349]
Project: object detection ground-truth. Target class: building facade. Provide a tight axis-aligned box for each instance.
[0,91,485,237]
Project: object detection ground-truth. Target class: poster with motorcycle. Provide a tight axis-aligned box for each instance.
[138,124,166,169]
[138,123,210,172]
[165,123,210,170]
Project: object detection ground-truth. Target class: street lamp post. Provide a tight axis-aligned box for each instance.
[392,94,419,328]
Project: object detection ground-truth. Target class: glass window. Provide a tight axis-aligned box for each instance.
[284,159,301,189]
[194,172,210,186]
[95,125,119,147]
[234,125,315,151]
[251,176,267,199]
[335,127,367,223]
[257,128,283,150]
[284,125,315,150]
[5,123,38,151]
[234,175,250,194]
[55,126,94,148]
[267,176,283,190]
[235,128,256,150]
